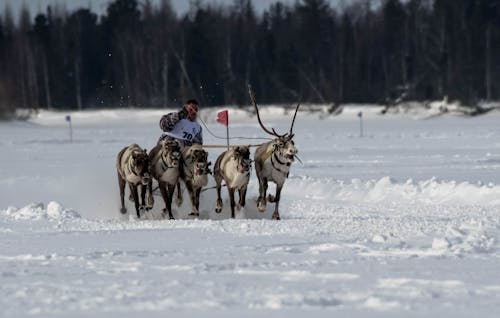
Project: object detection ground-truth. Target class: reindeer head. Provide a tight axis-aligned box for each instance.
[272,136,298,165]
[190,148,210,176]
[232,146,252,173]
[161,140,181,168]
[248,84,299,165]
[131,149,151,185]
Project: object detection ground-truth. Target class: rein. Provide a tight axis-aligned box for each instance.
[201,144,263,149]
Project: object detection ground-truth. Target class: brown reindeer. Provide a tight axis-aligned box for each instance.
[148,140,181,219]
[116,144,152,218]
[213,146,252,218]
[178,145,210,217]
[249,85,300,220]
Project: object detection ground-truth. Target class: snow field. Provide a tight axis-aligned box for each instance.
[1,106,500,316]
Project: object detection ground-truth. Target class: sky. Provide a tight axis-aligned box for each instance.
[0,0,347,18]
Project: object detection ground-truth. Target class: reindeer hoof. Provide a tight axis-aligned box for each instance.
[120,207,127,214]
[147,196,154,207]
[162,209,175,220]
[215,199,223,213]
[236,204,242,211]
[161,208,175,220]
[257,200,266,213]
[188,212,200,217]
[128,194,134,202]
[267,194,276,203]
[272,213,281,220]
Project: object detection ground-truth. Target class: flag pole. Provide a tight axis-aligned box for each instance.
[216,109,230,150]
[226,124,230,151]
[65,114,73,143]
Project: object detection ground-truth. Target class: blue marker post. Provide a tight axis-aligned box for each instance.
[65,115,73,143]
[357,111,363,137]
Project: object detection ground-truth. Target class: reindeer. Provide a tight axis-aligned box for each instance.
[249,85,300,220]
[116,144,152,218]
[213,146,252,218]
[178,145,210,217]
[148,140,181,219]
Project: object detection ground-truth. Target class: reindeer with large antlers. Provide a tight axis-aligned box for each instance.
[249,85,300,220]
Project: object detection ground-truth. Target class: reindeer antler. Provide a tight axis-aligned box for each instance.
[248,84,284,138]
[288,103,301,139]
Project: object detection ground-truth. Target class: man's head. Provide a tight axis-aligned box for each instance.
[184,99,199,121]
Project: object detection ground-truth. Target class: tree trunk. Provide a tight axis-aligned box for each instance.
[27,50,39,111]
[172,47,197,101]
[485,24,492,100]
[74,57,82,110]
[224,35,234,105]
[298,66,326,103]
[120,43,132,107]
[162,52,169,107]
[338,45,344,103]
[42,53,52,110]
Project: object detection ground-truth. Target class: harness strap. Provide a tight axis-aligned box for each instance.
[183,155,194,179]
[127,158,138,176]
[160,153,177,171]
[273,152,290,167]
[270,153,289,177]
[262,148,274,162]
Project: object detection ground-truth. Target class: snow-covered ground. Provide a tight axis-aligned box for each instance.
[1,105,500,317]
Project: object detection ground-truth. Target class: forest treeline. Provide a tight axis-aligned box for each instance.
[0,0,499,117]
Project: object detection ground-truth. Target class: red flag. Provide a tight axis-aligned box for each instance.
[216,109,229,127]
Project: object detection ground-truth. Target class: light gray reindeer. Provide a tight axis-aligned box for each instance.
[116,144,152,218]
[213,146,252,218]
[249,85,300,220]
[148,140,181,219]
[178,145,210,217]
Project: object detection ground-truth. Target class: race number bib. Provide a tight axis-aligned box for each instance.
[163,119,201,142]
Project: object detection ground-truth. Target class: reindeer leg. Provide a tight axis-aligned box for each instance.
[118,174,127,214]
[215,179,223,213]
[140,184,147,209]
[237,186,247,210]
[186,182,198,217]
[257,177,268,213]
[228,187,236,218]
[175,182,183,207]
[159,181,169,219]
[195,187,202,217]
[166,183,175,220]
[147,179,154,209]
[271,184,283,220]
[130,183,141,218]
